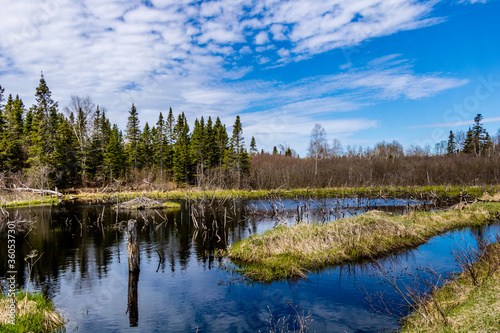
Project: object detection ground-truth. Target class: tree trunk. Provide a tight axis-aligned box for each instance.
[127,219,139,272]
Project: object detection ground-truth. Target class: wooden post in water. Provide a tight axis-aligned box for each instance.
[127,271,139,327]
[127,219,140,272]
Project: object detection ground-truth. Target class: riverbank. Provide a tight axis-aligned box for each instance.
[401,241,500,332]
[2,185,499,207]
[224,201,500,282]
[0,291,64,332]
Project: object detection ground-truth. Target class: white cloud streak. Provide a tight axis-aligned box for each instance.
[0,0,469,155]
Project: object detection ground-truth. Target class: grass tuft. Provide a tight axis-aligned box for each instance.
[0,290,64,333]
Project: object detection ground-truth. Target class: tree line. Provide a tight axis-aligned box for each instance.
[1,73,499,191]
[0,74,250,189]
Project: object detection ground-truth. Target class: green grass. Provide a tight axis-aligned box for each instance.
[0,291,64,333]
[401,242,500,332]
[0,198,59,208]
[225,202,500,282]
[69,185,500,202]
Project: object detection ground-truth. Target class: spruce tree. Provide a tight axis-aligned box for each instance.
[155,112,165,179]
[190,117,206,185]
[463,114,490,156]
[173,113,190,183]
[28,73,59,171]
[138,122,153,169]
[226,115,249,187]
[447,130,456,156]
[126,103,141,171]
[104,125,124,180]
[250,136,257,154]
[213,117,228,168]
[204,116,216,168]
[165,107,175,174]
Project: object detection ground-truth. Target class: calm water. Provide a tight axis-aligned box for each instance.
[1,198,498,332]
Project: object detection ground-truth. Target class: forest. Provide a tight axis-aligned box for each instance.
[0,73,499,191]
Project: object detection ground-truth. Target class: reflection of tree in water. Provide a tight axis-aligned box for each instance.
[0,198,431,301]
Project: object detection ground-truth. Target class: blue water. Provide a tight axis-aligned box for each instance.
[0,199,497,332]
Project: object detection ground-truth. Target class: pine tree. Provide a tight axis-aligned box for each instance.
[52,115,79,187]
[28,73,59,171]
[213,117,228,168]
[447,130,456,156]
[155,112,165,179]
[250,136,257,154]
[104,125,124,180]
[126,103,141,171]
[463,114,490,156]
[165,107,175,174]
[226,116,249,187]
[138,122,153,169]
[204,116,216,168]
[272,146,278,155]
[190,117,206,185]
[173,113,190,183]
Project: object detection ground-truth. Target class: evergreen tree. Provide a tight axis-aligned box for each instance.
[28,73,59,171]
[190,117,206,185]
[155,112,166,179]
[125,103,141,171]
[204,116,216,168]
[165,107,175,174]
[213,117,228,168]
[173,113,190,183]
[226,116,249,187]
[463,114,491,156]
[285,147,292,157]
[447,130,456,156]
[138,122,153,169]
[272,146,278,155]
[104,125,124,180]
[250,136,257,154]
[52,115,79,187]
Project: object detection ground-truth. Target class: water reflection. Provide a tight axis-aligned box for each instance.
[0,198,495,332]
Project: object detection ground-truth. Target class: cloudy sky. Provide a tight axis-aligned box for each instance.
[1,0,499,156]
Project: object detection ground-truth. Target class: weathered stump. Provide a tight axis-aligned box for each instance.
[127,219,140,272]
[127,271,139,327]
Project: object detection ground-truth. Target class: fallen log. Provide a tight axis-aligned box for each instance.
[4,186,63,197]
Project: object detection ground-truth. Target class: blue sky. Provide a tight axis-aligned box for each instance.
[0,0,499,156]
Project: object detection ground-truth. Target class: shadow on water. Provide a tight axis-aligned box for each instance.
[0,197,496,332]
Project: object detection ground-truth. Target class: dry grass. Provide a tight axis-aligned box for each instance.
[402,243,500,332]
[226,202,500,282]
[0,291,64,332]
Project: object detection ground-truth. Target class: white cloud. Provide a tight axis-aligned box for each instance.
[254,31,269,45]
[0,0,467,155]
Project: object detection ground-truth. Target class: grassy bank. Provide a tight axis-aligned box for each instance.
[225,202,500,282]
[2,185,499,207]
[67,185,500,202]
[0,291,64,332]
[402,241,500,332]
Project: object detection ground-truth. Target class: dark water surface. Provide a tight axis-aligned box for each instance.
[1,199,498,332]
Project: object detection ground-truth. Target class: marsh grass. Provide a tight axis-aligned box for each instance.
[0,291,64,333]
[225,202,500,282]
[401,241,500,332]
[2,185,497,207]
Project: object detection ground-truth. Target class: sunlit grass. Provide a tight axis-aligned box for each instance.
[225,202,500,282]
[402,242,500,332]
[0,290,64,333]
